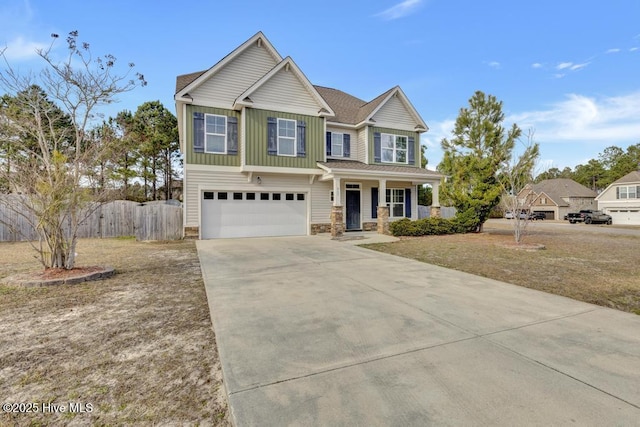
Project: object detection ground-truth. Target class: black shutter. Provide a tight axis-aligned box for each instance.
[227,116,238,155]
[267,117,277,156]
[326,132,332,156]
[374,132,381,162]
[371,187,378,219]
[616,187,619,199]
[193,112,204,153]
[408,136,415,165]
[405,188,412,218]
[637,186,640,198]
[343,134,351,158]
[296,120,306,157]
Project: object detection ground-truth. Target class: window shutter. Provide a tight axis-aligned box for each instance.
[296,120,306,157]
[374,132,381,162]
[343,134,351,158]
[193,112,204,153]
[371,188,378,218]
[386,189,391,204]
[405,188,412,218]
[326,132,332,156]
[616,187,619,199]
[637,186,640,198]
[408,136,415,165]
[227,116,238,155]
[267,117,277,156]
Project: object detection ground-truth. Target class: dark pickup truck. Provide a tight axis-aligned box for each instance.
[567,210,612,224]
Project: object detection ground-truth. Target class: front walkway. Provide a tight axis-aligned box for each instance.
[197,236,640,426]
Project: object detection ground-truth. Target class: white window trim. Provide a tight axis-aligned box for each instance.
[618,185,638,199]
[386,188,405,218]
[331,132,344,157]
[277,118,297,157]
[381,133,408,164]
[205,113,227,154]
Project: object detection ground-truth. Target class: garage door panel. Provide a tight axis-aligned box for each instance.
[608,210,640,225]
[202,191,307,239]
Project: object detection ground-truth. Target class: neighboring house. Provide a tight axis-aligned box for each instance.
[595,170,640,225]
[518,178,597,220]
[174,32,442,239]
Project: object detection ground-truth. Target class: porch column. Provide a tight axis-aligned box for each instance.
[331,177,344,237]
[377,179,389,235]
[430,180,441,218]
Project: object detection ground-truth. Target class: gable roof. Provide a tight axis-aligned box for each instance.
[315,85,428,130]
[234,57,334,116]
[611,170,640,185]
[175,31,282,98]
[314,86,367,124]
[529,178,597,206]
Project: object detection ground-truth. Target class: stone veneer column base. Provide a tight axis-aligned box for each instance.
[377,206,390,235]
[330,206,345,238]
[310,224,332,235]
[430,206,442,218]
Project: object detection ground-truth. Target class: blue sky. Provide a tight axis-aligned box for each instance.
[2,0,639,173]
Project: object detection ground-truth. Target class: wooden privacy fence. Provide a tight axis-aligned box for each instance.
[0,197,183,242]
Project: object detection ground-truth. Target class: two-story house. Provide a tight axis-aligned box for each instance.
[595,170,640,225]
[518,178,597,220]
[174,32,442,239]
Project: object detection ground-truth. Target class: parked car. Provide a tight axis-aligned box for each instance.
[504,210,527,220]
[528,212,545,220]
[567,209,612,225]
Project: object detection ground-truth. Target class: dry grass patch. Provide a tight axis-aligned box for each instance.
[363,225,640,315]
[0,238,229,426]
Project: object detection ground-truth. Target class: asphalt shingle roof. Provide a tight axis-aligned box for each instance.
[530,178,596,206]
[611,170,640,184]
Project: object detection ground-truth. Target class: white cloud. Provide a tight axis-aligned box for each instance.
[375,0,423,20]
[487,61,500,69]
[569,62,589,71]
[631,47,639,52]
[556,62,573,70]
[531,63,543,69]
[606,48,621,54]
[1,36,47,61]
[509,92,640,143]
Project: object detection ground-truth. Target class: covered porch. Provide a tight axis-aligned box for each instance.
[316,160,442,237]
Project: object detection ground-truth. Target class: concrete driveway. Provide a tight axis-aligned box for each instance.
[197,235,640,426]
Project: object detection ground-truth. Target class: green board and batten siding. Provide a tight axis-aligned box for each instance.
[186,105,241,167]
[245,109,323,168]
[368,126,420,167]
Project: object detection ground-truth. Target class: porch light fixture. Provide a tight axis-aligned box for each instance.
[257,176,262,184]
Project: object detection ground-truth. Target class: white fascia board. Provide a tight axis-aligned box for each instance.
[175,31,282,99]
[241,165,323,175]
[185,164,243,173]
[319,168,442,182]
[325,121,358,130]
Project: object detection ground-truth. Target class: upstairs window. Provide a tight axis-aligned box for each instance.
[381,133,407,164]
[205,114,226,153]
[332,133,344,157]
[277,118,296,156]
[326,132,350,158]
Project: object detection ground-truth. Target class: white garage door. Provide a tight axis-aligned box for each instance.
[201,190,307,238]
[608,209,640,225]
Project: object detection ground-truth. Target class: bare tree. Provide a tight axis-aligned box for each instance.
[0,31,145,269]
[499,129,540,244]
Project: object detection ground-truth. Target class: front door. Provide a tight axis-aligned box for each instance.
[345,188,361,230]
